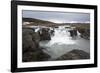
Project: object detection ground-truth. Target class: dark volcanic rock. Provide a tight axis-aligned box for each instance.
[50,29,55,36]
[22,28,50,62]
[57,49,90,60]
[68,29,78,37]
[39,28,51,41]
[77,28,90,40]
[22,28,40,52]
[22,50,50,62]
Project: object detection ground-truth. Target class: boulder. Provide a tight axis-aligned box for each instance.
[22,50,50,62]
[57,49,90,60]
[22,28,40,52]
[22,28,50,62]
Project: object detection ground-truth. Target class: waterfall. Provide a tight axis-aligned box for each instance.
[39,26,90,60]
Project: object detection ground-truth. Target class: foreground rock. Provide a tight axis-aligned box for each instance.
[23,50,50,62]
[22,28,50,62]
[22,28,40,52]
[56,49,90,60]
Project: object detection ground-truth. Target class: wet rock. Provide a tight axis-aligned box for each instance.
[56,49,90,60]
[50,29,55,36]
[22,28,40,52]
[69,30,74,37]
[73,29,77,36]
[77,28,90,40]
[69,29,77,37]
[22,50,50,62]
[39,28,51,41]
[22,28,50,62]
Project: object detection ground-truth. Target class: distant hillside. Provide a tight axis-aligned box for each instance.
[22,18,90,27]
[22,18,56,26]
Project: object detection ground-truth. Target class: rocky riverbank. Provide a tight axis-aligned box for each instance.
[22,28,50,62]
[22,27,90,62]
[77,28,90,40]
[56,49,90,60]
[73,24,90,40]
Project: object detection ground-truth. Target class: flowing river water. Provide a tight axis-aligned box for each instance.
[39,27,90,60]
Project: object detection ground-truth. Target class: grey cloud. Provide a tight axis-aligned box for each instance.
[22,10,90,23]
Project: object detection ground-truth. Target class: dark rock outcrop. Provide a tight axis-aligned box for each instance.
[69,29,77,37]
[22,50,50,62]
[39,28,51,41]
[22,28,40,52]
[50,29,55,36]
[57,49,90,60]
[22,28,50,62]
[77,27,90,40]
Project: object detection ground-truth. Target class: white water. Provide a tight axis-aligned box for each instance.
[39,27,90,59]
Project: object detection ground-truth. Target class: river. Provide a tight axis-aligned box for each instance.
[39,27,90,60]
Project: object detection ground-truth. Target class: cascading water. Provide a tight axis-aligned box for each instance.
[39,26,90,60]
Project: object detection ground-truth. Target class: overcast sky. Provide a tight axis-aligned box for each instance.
[22,10,90,23]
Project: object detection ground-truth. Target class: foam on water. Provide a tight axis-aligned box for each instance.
[39,27,90,59]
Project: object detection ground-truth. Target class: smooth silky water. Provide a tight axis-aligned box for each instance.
[39,27,90,59]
